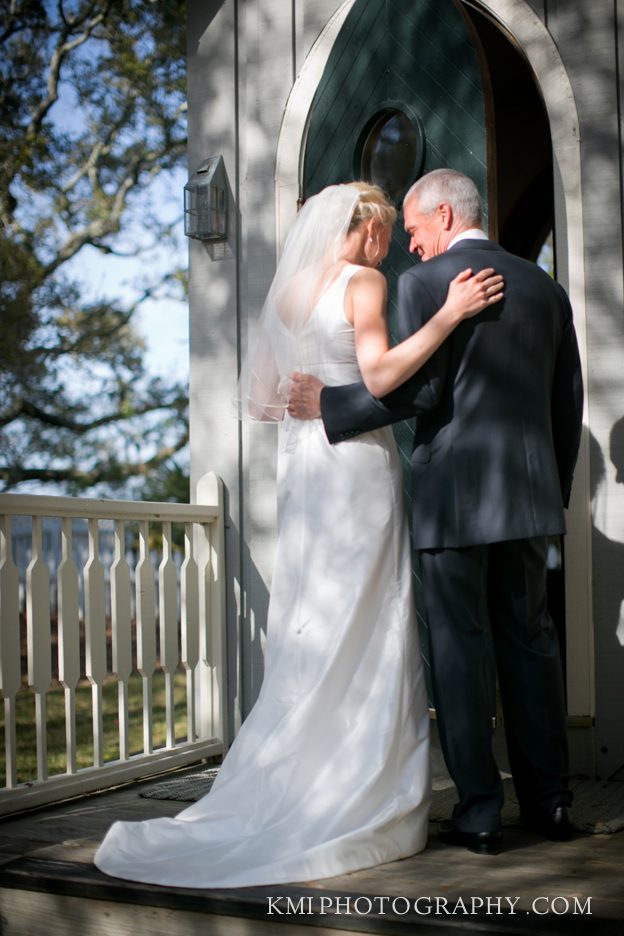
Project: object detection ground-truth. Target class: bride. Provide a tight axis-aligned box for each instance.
[94,182,503,888]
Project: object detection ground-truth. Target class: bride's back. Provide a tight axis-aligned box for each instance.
[272,263,363,387]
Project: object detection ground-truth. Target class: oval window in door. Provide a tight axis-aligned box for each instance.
[358,107,426,204]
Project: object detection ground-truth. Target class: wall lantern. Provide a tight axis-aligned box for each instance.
[184,155,228,241]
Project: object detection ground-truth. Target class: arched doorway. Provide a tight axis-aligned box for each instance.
[275,0,590,730]
[463,2,591,769]
[461,3,568,684]
[462,3,554,262]
[302,0,491,702]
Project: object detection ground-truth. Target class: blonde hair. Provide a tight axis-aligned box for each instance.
[347,181,397,231]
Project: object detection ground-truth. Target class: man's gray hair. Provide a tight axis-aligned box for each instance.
[404,169,483,227]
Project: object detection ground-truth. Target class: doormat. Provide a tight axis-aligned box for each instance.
[139,767,219,802]
[139,769,624,835]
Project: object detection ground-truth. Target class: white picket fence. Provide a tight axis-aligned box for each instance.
[0,473,227,816]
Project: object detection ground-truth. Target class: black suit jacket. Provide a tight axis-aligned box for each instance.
[320,239,584,549]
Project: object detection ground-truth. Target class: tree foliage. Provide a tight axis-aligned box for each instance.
[0,0,189,495]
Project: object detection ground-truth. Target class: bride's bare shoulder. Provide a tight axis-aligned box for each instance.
[349,266,387,294]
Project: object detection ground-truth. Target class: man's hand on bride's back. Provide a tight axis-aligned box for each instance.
[287,372,324,419]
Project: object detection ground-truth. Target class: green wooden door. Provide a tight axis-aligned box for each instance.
[303,0,490,697]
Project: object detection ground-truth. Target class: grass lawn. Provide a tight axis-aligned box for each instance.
[1,670,188,785]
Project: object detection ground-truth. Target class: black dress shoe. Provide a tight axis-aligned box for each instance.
[521,805,573,841]
[438,819,502,855]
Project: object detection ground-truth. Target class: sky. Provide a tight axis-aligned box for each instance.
[65,167,190,386]
[47,23,191,393]
[73,245,190,380]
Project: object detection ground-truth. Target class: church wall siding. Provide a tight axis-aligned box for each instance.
[547,0,624,778]
[187,0,624,775]
[187,0,244,732]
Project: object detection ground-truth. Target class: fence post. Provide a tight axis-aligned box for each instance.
[196,473,228,750]
[26,516,52,782]
[0,515,20,788]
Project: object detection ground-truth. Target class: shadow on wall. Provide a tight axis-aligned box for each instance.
[187,0,227,56]
[589,425,624,780]
[219,488,270,740]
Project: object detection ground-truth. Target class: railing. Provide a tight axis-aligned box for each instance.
[0,472,227,816]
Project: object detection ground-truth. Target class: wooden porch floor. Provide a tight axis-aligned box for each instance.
[1,755,623,936]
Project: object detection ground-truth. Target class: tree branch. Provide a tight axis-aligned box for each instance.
[42,133,186,277]
[1,394,187,433]
[25,10,109,143]
[0,428,189,491]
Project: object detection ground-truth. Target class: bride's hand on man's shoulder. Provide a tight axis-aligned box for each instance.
[448,267,505,320]
[287,372,324,420]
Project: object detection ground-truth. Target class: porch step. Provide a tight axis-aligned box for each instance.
[0,851,622,936]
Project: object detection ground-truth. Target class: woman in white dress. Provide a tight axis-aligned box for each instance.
[94,183,503,888]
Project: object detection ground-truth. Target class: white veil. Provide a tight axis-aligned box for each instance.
[235,184,361,422]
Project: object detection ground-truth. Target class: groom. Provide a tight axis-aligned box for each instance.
[288,168,584,854]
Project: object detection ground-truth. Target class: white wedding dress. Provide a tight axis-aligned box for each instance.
[94,264,431,888]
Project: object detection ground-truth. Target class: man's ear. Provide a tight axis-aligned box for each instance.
[438,202,453,230]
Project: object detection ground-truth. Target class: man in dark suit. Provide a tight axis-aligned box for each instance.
[288,169,584,853]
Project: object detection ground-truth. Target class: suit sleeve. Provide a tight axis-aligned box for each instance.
[551,286,584,507]
[321,271,450,444]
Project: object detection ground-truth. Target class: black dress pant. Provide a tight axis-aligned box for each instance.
[419,536,571,833]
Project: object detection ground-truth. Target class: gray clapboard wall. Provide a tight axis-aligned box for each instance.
[187,0,624,779]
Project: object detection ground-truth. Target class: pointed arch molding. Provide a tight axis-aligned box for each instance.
[275,0,593,718]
